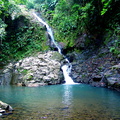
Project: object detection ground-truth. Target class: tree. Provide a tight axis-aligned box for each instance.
[41,0,120,48]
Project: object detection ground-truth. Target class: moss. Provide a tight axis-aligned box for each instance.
[0,7,50,64]
[17,68,21,73]
[51,52,63,61]
[26,75,33,81]
[114,82,120,88]
[82,74,86,78]
[98,53,107,57]
[112,66,120,70]
[98,66,103,70]
[23,71,33,81]
[21,69,28,74]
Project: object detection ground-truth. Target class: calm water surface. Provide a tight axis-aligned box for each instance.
[0,84,120,120]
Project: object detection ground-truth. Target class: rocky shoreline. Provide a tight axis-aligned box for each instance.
[0,47,120,91]
[69,46,120,91]
[0,101,13,116]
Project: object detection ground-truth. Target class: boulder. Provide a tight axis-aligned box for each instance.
[0,108,5,113]
[104,63,120,90]
[104,65,120,83]
[0,51,64,86]
[0,101,13,111]
[27,83,47,87]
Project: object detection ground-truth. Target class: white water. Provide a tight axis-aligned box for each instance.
[33,12,76,84]
[33,13,61,54]
[62,65,77,84]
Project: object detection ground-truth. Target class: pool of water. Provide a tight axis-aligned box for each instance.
[0,84,120,120]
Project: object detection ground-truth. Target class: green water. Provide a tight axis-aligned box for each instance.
[0,84,120,120]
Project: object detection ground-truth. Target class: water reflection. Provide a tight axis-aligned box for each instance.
[0,85,120,120]
[62,85,73,106]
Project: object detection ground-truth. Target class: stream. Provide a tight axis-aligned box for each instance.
[33,12,76,84]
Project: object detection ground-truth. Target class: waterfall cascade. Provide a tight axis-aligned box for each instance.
[33,13,76,84]
[33,13,61,54]
[61,65,76,84]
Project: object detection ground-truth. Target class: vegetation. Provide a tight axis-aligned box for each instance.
[29,0,120,51]
[0,0,120,66]
[0,0,48,66]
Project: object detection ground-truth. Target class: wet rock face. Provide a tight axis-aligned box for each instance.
[69,50,120,91]
[0,51,64,86]
[104,63,120,91]
[0,63,13,85]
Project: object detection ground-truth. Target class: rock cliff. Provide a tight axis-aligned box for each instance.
[0,51,64,86]
[69,47,120,91]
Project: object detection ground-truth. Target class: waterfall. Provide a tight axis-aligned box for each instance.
[61,65,76,84]
[33,12,76,84]
[33,13,61,54]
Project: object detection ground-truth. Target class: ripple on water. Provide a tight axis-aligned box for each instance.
[0,84,120,120]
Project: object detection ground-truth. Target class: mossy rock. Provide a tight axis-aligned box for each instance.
[23,71,33,81]
[51,52,63,61]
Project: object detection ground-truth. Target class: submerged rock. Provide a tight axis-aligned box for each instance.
[0,109,5,113]
[27,83,48,87]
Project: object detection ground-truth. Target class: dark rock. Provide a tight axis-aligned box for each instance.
[104,63,120,91]
[92,76,102,82]
[0,101,13,111]
[60,107,69,110]
[0,101,13,117]
[0,109,5,113]
[68,47,120,91]
[2,112,13,115]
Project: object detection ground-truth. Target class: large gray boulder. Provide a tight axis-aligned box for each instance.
[0,51,64,86]
[104,63,120,91]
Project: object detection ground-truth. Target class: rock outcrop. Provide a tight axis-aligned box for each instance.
[104,63,120,91]
[0,46,120,92]
[0,101,13,116]
[69,48,120,91]
[0,51,64,86]
[0,63,13,85]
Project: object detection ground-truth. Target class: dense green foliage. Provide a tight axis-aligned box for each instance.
[29,0,120,53]
[27,0,58,11]
[0,0,48,66]
[1,16,46,61]
[0,0,120,66]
